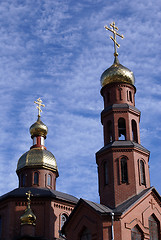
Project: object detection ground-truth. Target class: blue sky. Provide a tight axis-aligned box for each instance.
[0,0,161,203]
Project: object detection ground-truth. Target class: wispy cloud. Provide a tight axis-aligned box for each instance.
[0,0,160,203]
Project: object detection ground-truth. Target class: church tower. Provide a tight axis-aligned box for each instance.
[96,22,150,208]
[16,98,59,190]
[61,23,161,240]
[0,98,78,240]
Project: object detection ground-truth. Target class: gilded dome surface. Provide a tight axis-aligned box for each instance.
[30,116,48,138]
[17,148,58,175]
[20,206,36,225]
[100,57,135,87]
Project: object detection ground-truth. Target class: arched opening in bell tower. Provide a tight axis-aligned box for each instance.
[107,120,112,143]
[121,157,128,183]
[104,161,109,185]
[118,118,126,140]
[132,119,138,143]
[140,160,146,186]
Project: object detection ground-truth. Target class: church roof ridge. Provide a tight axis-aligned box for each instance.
[114,187,156,214]
[0,187,78,204]
[81,198,113,214]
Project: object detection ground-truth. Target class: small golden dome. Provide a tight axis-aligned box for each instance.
[16,148,59,176]
[30,116,48,138]
[20,205,36,225]
[100,56,135,87]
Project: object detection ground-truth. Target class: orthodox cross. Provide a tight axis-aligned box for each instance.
[34,98,45,117]
[104,22,124,57]
[26,190,33,208]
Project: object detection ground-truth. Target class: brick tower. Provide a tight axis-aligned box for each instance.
[62,23,161,240]
[96,23,150,208]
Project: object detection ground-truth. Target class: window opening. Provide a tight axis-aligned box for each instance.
[22,174,26,187]
[129,91,133,102]
[107,91,110,103]
[104,162,108,185]
[121,157,128,183]
[149,215,159,240]
[47,174,51,186]
[34,172,39,185]
[61,214,68,229]
[107,120,112,143]
[132,120,138,143]
[127,91,129,101]
[140,160,146,185]
[80,228,91,240]
[119,88,122,100]
[40,136,44,145]
[118,118,126,140]
[33,137,37,145]
[131,225,143,240]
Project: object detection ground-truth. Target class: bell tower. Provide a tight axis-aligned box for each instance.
[96,22,150,208]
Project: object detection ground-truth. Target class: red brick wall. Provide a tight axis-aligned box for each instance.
[0,197,75,240]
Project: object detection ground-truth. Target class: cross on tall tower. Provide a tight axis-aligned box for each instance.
[104,22,124,57]
[34,98,45,117]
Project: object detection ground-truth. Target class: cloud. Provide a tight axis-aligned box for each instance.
[0,0,161,204]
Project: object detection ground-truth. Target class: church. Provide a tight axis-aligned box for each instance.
[0,22,161,240]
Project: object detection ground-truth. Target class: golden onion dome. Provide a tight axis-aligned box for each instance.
[100,56,135,87]
[20,205,36,225]
[16,148,59,176]
[30,116,48,138]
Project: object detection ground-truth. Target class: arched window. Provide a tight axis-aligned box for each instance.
[61,213,68,229]
[47,174,51,186]
[104,161,108,185]
[34,172,39,185]
[127,90,129,101]
[121,157,128,183]
[127,91,133,102]
[149,215,159,240]
[80,228,91,240]
[132,120,138,143]
[118,88,122,100]
[140,160,146,185]
[21,174,26,187]
[107,120,112,143]
[129,91,133,102]
[131,225,143,240]
[107,91,110,103]
[118,118,126,140]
